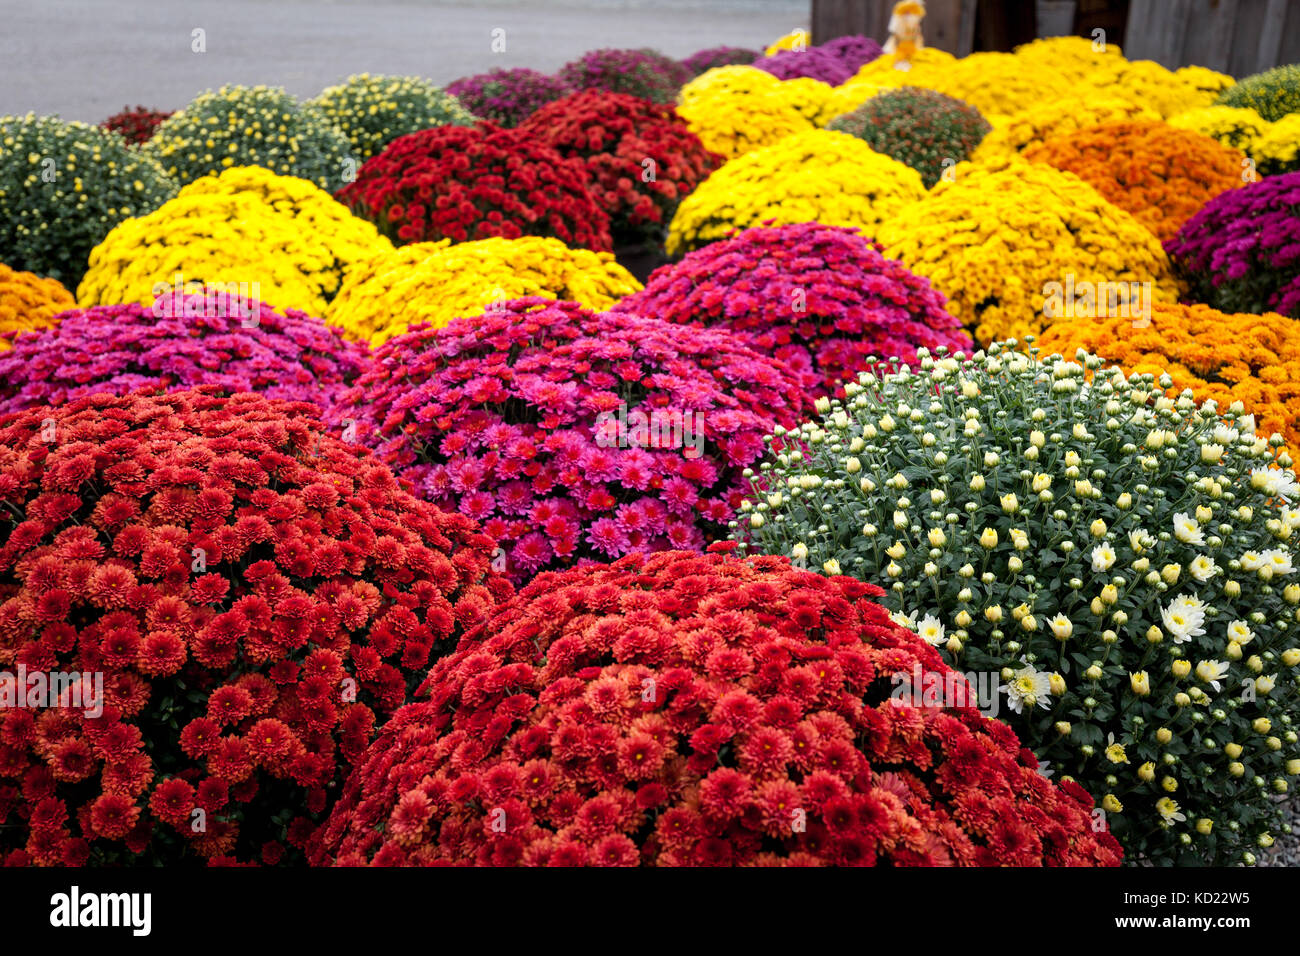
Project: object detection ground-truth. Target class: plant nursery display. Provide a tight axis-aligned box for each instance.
[338,124,612,252]
[1038,302,1300,452]
[1165,170,1300,319]
[0,289,372,418]
[335,298,808,582]
[617,222,968,398]
[0,263,75,347]
[1022,121,1246,243]
[828,86,990,188]
[0,114,177,286]
[876,156,1178,345]
[519,91,722,245]
[736,344,1300,865]
[312,549,1123,866]
[445,68,574,127]
[6,11,1300,873]
[0,388,509,865]
[77,166,392,318]
[306,74,475,162]
[667,129,925,256]
[325,236,640,345]
[144,85,356,191]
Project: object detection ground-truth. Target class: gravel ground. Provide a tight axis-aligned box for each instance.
[1,0,805,122]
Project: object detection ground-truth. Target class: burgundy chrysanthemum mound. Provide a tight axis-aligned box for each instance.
[335,297,810,582]
[312,548,1124,867]
[101,105,173,146]
[0,289,372,419]
[0,388,510,866]
[616,222,971,397]
[519,91,723,243]
[336,123,613,252]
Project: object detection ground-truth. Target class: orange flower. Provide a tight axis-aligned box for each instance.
[0,263,75,348]
[1038,302,1300,450]
[1024,121,1246,242]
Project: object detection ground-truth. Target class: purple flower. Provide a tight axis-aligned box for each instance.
[446,68,573,127]
[681,46,763,77]
[557,48,692,104]
[1165,171,1300,318]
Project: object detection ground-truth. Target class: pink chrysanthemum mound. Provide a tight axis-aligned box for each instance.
[334,297,810,582]
[0,288,372,418]
[312,548,1125,867]
[616,222,970,397]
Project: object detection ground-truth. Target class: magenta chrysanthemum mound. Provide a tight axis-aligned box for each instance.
[1165,170,1300,318]
[311,548,1124,867]
[334,297,810,583]
[615,222,970,397]
[0,289,372,418]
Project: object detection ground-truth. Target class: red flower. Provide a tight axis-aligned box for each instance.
[312,551,1122,867]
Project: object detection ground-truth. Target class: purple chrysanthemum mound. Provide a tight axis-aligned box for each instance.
[682,45,763,77]
[333,296,810,582]
[446,68,574,127]
[1164,170,1300,318]
[820,35,884,72]
[558,48,692,104]
[0,288,372,417]
[615,222,971,397]
[755,45,855,84]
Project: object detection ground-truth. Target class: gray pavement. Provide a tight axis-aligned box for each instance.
[1,0,806,123]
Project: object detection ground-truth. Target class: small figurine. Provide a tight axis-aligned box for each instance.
[883,0,926,71]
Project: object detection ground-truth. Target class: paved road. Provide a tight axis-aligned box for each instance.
[1,0,806,122]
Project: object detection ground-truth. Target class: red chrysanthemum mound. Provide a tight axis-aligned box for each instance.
[101,105,173,146]
[519,91,723,244]
[0,388,510,866]
[313,549,1124,866]
[335,297,809,583]
[616,222,971,398]
[336,123,612,252]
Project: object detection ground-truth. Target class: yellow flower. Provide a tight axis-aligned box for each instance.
[326,236,639,344]
[1155,796,1186,822]
[668,130,924,257]
[1102,794,1123,813]
[1130,671,1151,696]
[0,263,75,347]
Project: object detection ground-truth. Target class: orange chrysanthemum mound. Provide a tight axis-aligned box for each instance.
[1038,302,1300,450]
[1023,120,1246,242]
[0,263,74,349]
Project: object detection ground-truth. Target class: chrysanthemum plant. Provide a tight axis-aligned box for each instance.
[735,343,1300,865]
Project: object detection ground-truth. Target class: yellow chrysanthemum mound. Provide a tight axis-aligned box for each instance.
[78,167,393,316]
[1168,105,1269,151]
[876,156,1178,346]
[973,97,1160,161]
[1176,64,1236,98]
[679,65,783,104]
[1079,59,1218,118]
[666,129,925,256]
[677,66,820,158]
[1011,35,1124,83]
[775,77,841,125]
[765,30,810,56]
[925,51,1073,122]
[821,48,957,120]
[326,236,642,345]
[1252,113,1300,175]
[0,263,75,348]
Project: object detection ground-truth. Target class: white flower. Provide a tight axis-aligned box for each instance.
[1161,594,1207,644]
[915,614,945,647]
[1227,620,1254,646]
[1129,527,1152,554]
[1251,468,1300,500]
[1188,554,1219,583]
[1048,614,1073,639]
[1195,659,1229,692]
[1262,549,1295,576]
[1212,425,1239,445]
[1090,543,1116,572]
[1002,662,1052,714]
[1172,512,1205,546]
[889,609,917,630]
[1240,551,1264,571]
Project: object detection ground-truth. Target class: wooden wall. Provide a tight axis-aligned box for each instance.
[811,0,1300,74]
